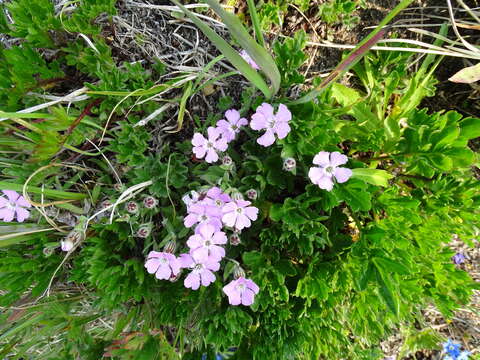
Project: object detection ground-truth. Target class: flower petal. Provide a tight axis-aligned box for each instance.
[244,206,258,221]
[250,113,267,131]
[245,279,260,294]
[155,264,172,280]
[312,151,330,167]
[330,151,348,167]
[184,272,200,290]
[257,103,274,119]
[15,207,30,222]
[241,289,255,305]
[2,190,19,202]
[192,133,206,147]
[193,146,206,159]
[200,269,216,286]
[0,208,15,222]
[215,137,228,152]
[274,121,291,139]
[275,104,292,123]
[308,167,323,184]
[333,167,352,183]
[0,197,8,208]
[205,149,219,163]
[184,214,198,228]
[207,126,220,141]
[225,109,240,123]
[15,196,31,208]
[257,130,276,147]
[212,231,227,244]
[222,211,237,228]
[187,234,203,249]
[316,176,334,191]
[236,214,251,230]
[145,258,160,274]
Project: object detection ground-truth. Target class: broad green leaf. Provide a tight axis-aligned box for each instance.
[427,153,453,171]
[374,267,399,316]
[351,168,393,187]
[204,0,280,96]
[331,83,361,106]
[449,62,480,83]
[170,0,271,98]
[373,257,409,275]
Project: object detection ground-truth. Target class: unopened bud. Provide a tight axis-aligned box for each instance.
[222,155,233,166]
[246,189,257,200]
[61,238,74,252]
[136,224,151,238]
[143,196,158,209]
[164,240,177,253]
[229,233,241,246]
[101,200,112,209]
[233,265,245,279]
[231,191,243,201]
[66,229,84,243]
[126,201,139,214]
[283,157,296,172]
[113,183,124,192]
[43,246,54,256]
[169,270,182,282]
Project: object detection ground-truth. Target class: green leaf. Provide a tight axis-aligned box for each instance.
[373,257,410,275]
[204,0,280,96]
[333,179,372,211]
[351,168,393,187]
[374,267,399,316]
[331,83,361,106]
[242,251,264,268]
[170,0,272,98]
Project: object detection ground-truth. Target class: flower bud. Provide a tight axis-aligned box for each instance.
[61,238,75,252]
[164,240,177,253]
[169,270,182,282]
[113,183,124,192]
[246,189,257,200]
[283,157,296,172]
[231,191,243,201]
[233,265,245,279]
[143,196,158,209]
[222,155,233,166]
[43,246,54,257]
[126,201,139,214]
[66,229,84,243]
[229,233,241,246]
[136,224,151,238]
[101,200,112,209]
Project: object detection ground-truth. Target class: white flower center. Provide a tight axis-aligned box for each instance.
[231,124,238,131]
[207,142,214,148]
[160,258,168,265]
[5,201,14,210]
[236,283,246,292]
[205,239,211,246]
[236,208,243,214]
[215,199,222,207]
[325,166,334,174]
[200,215,209,221]
[267,118,276,128]
[194,263,203,271]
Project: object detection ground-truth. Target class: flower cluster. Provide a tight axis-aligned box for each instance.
[0,190,31,223]
[191,104,292,163]
[145,186,260,306]
[443,339,470,360]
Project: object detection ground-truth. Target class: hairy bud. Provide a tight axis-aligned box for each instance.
[164,240,177,254]
[126,201,139,214]
[143,196,158,209]
[283,157,296,172]
[246,189,257,200]
[229,233,241,246]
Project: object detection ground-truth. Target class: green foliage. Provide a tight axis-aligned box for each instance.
[0,1,479,359]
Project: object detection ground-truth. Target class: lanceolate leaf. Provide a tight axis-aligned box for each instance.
[449,62,480,83]
[351,168,393,187]
[204,0,281,96]
[170,0,272,98]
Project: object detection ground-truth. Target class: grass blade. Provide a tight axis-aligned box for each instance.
[0,181,87,200]
[246,0,265,47]
[291,0,415,104]
[204,0,281,96]
[171,0,272,98]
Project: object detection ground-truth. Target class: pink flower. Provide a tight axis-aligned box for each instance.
[239,50,260,70]
[0,190,31,222]
[206,186,231,209]
[192,127,228,163]
[184,202,222,231]
[250,103,291,147]
[179,253,220,290]
[145,251,181,280]
[222,199,258,231]
[187,224,227,262]
[216,109,248,142]
[223,277,259,306]
[308,151,352,191]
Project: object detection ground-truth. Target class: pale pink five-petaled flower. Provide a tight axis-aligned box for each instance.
[145,251,181,280]
[308,151,353,191]
[192,126,228,163]
[216,109,248,143]
[184,202,222,231]
[223,277,259,306]
[239,50,260,70]
[250,103,292,147]
[0,190,31,222]
[222,199,258,231]
[179,253,220,290]
[187,224,227,263]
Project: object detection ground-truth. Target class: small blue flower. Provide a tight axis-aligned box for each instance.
[443,339,461,358]
[452,253,466,265]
